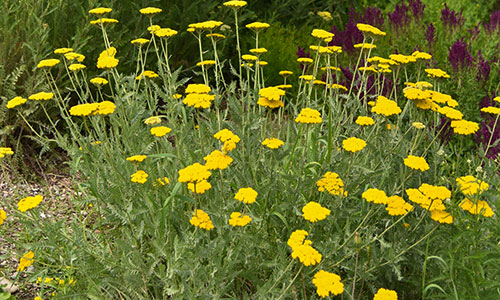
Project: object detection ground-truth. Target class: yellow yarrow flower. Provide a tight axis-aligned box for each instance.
[412,122,425,129]
[18,195,43,212]
[187,180,212,194]
[188,20,223,31]
[480,106,500,115]
[355,116,375,126]
[412,50,432,60]
[456,175,488,196]
[246,21,270,31]
[17,251,34,272]
[262,138,284,149]
[90,77,108,86]
[279,70,293,76]
[228,212,252,227]
[203,150,233,170]
[259,86,285,101]
[69,103,99,116]
[425,68,450,78]
[150,126,172,137]
[90,18,119,25]
[0,147,14,158]
[223,1,247,9]
[6,96,27,109]
[54,47,73,54]
[438,106,463,120]
[0,209,6,225]
[97,47,119,69]
[126,155,147,163]
[342,137,367,152]
[291,242,322,266]
[362,188,388,205]
[234,187,257,204]
[88,7,112,15]
[450,120,479,135]
[386,195,414,216]
[311,29,334,42]
[185,83,211,94]
[302,201,331,222]
[190,209,214,230]
[64,52,85,62]
[372,95,401,116]
[196,60,216,67]
[373,288,398,300]
[154,177,170,187]
[356,23,386,36]
[37,58,60,68]
[130,170,148,184]
[183,93,215,109]
[155,28,178,38]
[136,70,159,80]
[403,155,430,171]
[139,7,162,15]
[28,92,53,101]
[459,198,494,217]
[178,163,211,183]
[430,209,453,224]
[147,25,161,34]
[131,38,149,46]
[68,63,86,71]
[316,172,347,196]
[312,270,344,298]
[287,229,308,250]
[317,11,333,21]
[354,43,376,49]
[295,108,322,124]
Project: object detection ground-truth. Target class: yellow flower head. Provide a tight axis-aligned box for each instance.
[90,77,108,86]
[69,103,99,116]
[88,7,112,15]
[64,52,85,62]
[0,147,14,158]
[234,187,257,204]
[295,108,322,124]
[206,33,226,40]
[456,175,489,196]
[54,47,74,54]
[317,172,347,196]
[139,7,162,15]
[18,195,43,212]
[28,92,54,101]
[96,101,116,115]
[90,18,119,25]
[389,54,416,64]
[403,155,430,172]
[374,288,398,300]
[262,138,284,149]
[130,170,148,184]
[68,63,86,71]
[188,180,212,194]
[131,38,149,46]
[155,28,178,38]
[0,209,7,225]
[459,198,494,217]
[425,68,450,78]
[311,29,334,42]
[136,70,159,80]
[356,23,386,36]
[312,270,344,298]
[430,209,453,224]
[196,60,216,67]
[223,1,247,9]
[190,209,214,230]
[297,57,314,64]
[287,229,308,250]
[178,163,211,183]
[386,196,413,216]
[242,54,258,61]
[342,137,367,152]
[412,122,425,129]
[438,106,463,120]
[154,177,170,187]
[183,93,215,109]
[362,188,388,205]
[259,86,285,101]
[126,155,147,163]
[203,150,233,170]
[355,116,375,126]
[412,51,432,60]
[372,95,401,116]
[279,70,293,76]
[246,21,270,31]
[480,106,500,115]
[17,251,34,272]
[188,20,223,31]
[185,83,211,94]
[291,242,322,266]
[354,43,376,50]
[37,58,60,68]
[6,96,27,109]
[450,119,479,135]
[317,11,333,21]
[302,201,331,222]
[148,25,161,34]
[228,212,252,227]
[150,126,172,137]
[97,47,118,69]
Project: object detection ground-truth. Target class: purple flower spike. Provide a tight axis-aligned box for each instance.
[448,38,474,73]
[425,23,436,49]
[388,1,411,30]
[476,50,490,83]
[409,0,425,20]
[483,8,500,34]
[441,3,465,30]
